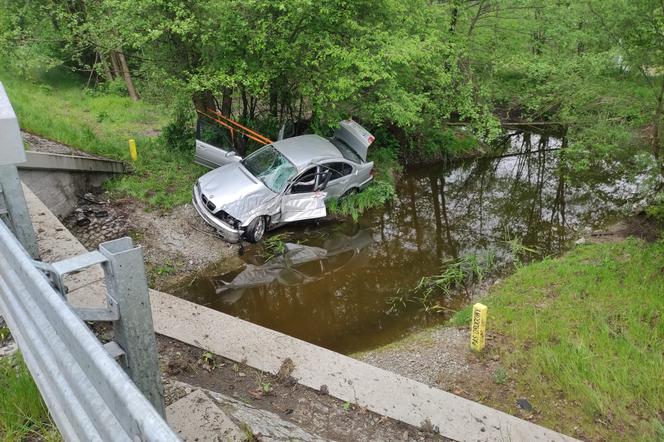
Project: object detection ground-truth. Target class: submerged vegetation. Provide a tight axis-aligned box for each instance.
[387,249,497,314]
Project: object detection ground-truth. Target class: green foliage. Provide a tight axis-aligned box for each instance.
[448,304,473,327]
[646,192,664,224]
[328,180,396,221]
[162,105,196,153]
[503,235,541,268]
[492,367,509,385]
[0,354,60,441]
[3,0,664,213]
[328,145,401,219]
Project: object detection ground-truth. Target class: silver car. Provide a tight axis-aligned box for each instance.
[192,120,375,243]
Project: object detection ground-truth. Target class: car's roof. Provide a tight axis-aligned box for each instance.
[272,134,342,169]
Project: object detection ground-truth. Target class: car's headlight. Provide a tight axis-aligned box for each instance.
[214,210,241,229]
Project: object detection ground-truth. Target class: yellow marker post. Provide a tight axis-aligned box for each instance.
[128,139,138,161]
[470,303,487,352]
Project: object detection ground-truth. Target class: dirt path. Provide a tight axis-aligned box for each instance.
[354,326,521,417]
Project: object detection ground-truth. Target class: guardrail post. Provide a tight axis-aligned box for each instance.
[99,237,165,417]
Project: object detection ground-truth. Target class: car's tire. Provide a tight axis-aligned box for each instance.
[244,216,267,243]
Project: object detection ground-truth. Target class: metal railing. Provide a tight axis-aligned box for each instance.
[0,220,179,441]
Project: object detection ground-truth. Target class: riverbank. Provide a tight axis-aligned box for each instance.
[356,221,664,441]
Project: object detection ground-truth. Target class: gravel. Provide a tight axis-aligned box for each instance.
[358,327,474,390]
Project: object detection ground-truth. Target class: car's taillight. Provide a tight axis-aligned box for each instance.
[369,166,374,177]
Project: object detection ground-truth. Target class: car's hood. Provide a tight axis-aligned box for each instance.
[197,163,276,221]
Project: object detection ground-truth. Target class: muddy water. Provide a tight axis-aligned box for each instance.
[174,132,647,354]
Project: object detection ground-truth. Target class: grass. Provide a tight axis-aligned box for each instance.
[0,66,206,209]
[0,353,60,441]
[451,238,664,440]
[327,146,400,220]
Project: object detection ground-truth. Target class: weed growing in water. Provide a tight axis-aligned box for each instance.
[387,249,497,314]
[261,233,291,260]
[503,232,540,268]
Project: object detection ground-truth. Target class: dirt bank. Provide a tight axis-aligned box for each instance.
[64,194,241,289]
[154,335,449,442]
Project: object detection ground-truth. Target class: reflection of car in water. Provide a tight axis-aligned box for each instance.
[212,230,373,304]
[192,118,375,243]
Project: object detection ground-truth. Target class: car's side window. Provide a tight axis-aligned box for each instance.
[324,162,353,180]
[290,167,318,194]
[197,118,231,148]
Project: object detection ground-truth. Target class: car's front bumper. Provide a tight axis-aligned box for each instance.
[192,187,243,243]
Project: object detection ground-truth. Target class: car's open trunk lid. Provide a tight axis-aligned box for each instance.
[332,120,374,162]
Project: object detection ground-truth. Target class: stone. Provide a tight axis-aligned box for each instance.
[516,398,533,412]
[166,389,245,442]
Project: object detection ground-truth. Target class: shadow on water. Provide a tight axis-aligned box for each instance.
[174,131,649,354]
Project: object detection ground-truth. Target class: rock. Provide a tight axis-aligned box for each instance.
[76,216,91,227]
[575,237,586,245]
[166,390,245,441]
[516,398,533,412]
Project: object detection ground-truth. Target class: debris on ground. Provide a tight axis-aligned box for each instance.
[157,336,449,442]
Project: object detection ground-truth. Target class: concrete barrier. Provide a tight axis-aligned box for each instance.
[19,152,128,217]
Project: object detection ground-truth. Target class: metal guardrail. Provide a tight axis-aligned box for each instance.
[0,220,179,441]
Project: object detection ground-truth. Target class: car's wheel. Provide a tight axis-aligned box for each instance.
[244,216,267,243]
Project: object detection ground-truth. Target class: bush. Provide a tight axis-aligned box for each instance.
[162,108,195,152]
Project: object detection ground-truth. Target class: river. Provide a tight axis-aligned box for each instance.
[173,131,648,354]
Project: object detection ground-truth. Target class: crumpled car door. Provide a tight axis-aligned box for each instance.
[280,192,327,222]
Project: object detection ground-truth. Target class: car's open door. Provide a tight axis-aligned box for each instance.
[195,117,242,168]
[280,191,327,222]
[195,109,272,168]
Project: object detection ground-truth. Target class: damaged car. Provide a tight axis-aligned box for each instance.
[193,119,375,243]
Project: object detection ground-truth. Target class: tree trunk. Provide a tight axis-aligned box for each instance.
[192,90,216,112]
[653,80,664,157]
[109,51,121,79]
[99,52,114,81]
[115,50,140,101]
[221,88,233,116]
